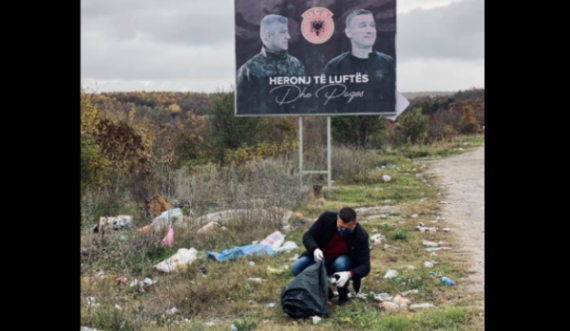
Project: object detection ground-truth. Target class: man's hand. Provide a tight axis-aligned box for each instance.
[314,248,324,262]
[334,271,351,287]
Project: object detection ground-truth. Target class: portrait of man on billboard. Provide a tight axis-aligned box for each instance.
[236,14,306,115]
[322,9,395,113]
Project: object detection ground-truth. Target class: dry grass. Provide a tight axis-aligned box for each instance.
[81,134,484,331]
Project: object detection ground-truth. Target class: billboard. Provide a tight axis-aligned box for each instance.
[235,0,397,116]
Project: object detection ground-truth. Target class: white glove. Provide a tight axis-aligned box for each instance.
[313,248,324,262]
[334,271,351,288]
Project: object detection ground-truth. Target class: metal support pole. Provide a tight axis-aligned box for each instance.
[299,116,303,172]
[327,116,331,187]
[299,116,332,187]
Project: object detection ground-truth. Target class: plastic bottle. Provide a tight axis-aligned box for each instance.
[441,277,455,286]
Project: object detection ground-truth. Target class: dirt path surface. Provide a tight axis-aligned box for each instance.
[426,146,484,307]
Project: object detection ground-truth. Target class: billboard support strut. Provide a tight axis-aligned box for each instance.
[299,116,332,187]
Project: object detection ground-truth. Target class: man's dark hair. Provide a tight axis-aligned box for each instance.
[339,207,357,223]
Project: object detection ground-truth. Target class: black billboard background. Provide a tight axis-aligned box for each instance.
[235,0,396,116]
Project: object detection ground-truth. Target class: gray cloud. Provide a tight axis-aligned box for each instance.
[81,0,234,45]
[81,0,483,92]
[397,0,483,61]
[397,0,462,13]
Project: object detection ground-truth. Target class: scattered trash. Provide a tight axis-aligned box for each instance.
[207,244,276,262]
[375,188,383,191]
[230,324,238,331]
[143,278,157,286]
[152,208,184,231]
[205,321,217,326]
[372,229,379,234]
[311,316,322,325]
[441,277,455,286]
[371,233,385,245]
[166,307,178,315]
[417,226,437,233]
[282,224,293,232]
[260,231,286,251]
[128,278,156,293]
[155,248,199,273]
[401,290,419,296]
[422,240,439,247]
[382,175,392,183]
[290,254,299,261]
[375,293,393,301]
[411,214,418,219]
[94,215,133,233]
[199,265,208,275]
[379,164,398,169]
[197,222,228,234]
[424,262,435,269]
[425,247,452,252]
[410,303,435,310]
[198,209,271,225]
[115,277,128,286]
[381,302,400,311]
[267,266,286,275]
[162,224,174,248]
[86,296,99,308]
[249,261,256,267]
[443,228,451,232]
[439,201,451,205]
[418,222,425,227]
[268,302,276,308]
[137,224,153,234]
[384,270,399,279]
[114,304,122,310]
[356,293,367,300]
[401,265,416,270]
[394,294,411,306]
[81,327,104,331]
[275,241,298,253]
[247,278,266,283]
[430,252,439,257]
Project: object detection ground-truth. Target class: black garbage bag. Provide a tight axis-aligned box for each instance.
[281,260,329,318]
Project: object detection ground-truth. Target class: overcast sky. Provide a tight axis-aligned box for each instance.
[81,0,483,93]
